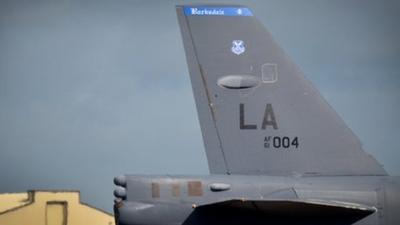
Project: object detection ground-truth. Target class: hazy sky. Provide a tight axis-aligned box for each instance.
[0,0,399,212]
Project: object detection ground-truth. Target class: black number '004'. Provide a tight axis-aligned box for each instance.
[272,137,299,148]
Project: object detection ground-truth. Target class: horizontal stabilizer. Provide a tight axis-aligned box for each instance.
[183,199,376,225]
[198,199,376,217]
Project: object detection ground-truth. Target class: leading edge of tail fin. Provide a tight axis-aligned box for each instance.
[176,5,387,176]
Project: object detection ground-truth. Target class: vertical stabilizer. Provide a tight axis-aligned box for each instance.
[176,5,386,176]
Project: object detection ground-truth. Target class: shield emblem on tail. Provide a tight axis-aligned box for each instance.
[231,40,245,55]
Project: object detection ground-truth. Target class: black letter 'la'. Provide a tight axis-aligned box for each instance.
[261,104,278,130]
[240,103,257,129]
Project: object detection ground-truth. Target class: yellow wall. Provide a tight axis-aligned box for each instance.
[0,191,115,225]
[0,193,30,213]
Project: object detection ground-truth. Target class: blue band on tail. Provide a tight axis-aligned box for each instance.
[183,7,253,16]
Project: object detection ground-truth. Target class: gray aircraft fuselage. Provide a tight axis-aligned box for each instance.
[114,175,400,225]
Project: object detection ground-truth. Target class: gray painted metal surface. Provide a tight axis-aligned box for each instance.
[114,4,400,225]
[115,175,400,225]
[177,4,385,176]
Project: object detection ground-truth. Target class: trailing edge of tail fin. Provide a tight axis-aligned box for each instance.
[176,5,386,176]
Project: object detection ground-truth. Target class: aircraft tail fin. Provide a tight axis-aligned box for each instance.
[176,5,386,176]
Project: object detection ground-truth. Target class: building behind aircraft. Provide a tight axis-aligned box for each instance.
[0,190,115,225]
